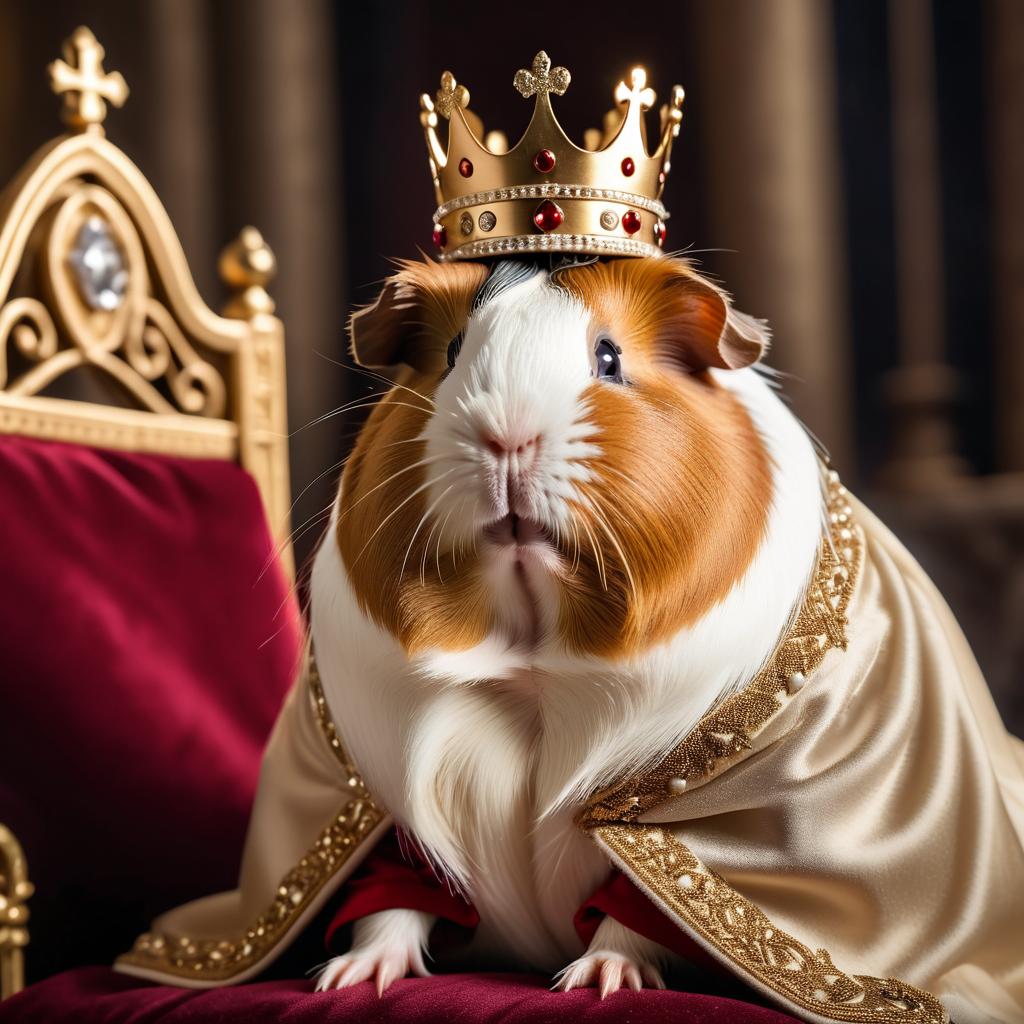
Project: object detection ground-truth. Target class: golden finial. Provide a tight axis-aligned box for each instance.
[615,67,656,111]
[219,227,277,320]
[48,26,129,134]
[434,72,469,120]
[513,51,570,100]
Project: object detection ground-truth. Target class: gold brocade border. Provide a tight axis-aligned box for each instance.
[594,825,946,1024]
[581,471,946,1022]
[115,662,386,982]
[579,470,863,828]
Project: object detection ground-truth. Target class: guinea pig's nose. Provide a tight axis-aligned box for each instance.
[482,433,541,459]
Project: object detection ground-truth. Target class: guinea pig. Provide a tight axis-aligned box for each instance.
[309,255,824,995]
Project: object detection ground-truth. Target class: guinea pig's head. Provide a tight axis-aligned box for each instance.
[336,256,773,660]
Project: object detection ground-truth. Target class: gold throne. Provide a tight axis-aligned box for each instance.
[0,27,295,999]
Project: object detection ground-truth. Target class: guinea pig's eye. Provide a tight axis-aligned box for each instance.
[594,337,623,382]
[446,332,463,370]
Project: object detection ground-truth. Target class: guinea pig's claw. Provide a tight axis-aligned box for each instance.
[554,952,665,997]
[314,945,431,995]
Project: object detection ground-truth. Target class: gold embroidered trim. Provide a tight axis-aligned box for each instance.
[580,470,863,828]
[309,658,369,784]
[595,824,946,1024]
[116,660,386,981]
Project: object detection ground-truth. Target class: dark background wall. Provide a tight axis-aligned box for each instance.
[0,0,1021,726]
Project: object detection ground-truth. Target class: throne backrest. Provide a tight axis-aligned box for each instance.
[0,25,292,573]
[0,27,302,994]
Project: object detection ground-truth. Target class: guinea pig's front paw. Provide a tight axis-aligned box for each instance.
[314,908,434,996]
[553,917,670,998]
[554,951,665,997]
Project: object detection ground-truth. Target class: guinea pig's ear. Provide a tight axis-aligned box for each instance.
[348,259,488,371]
[660,268,770,372]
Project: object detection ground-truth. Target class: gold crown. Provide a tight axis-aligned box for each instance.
[421,51,684,262]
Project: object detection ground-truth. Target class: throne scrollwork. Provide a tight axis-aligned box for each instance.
[0,26,294,998]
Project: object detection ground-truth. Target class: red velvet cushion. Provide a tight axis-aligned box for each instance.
[0,436,301,980]
[0,967,801,1023]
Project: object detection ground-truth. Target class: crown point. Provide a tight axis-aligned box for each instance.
[514,51,570,99]
[435,71,469,119]
[419,93,438,129]
[615,67,656,111]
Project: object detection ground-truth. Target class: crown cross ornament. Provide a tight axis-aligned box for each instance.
[614,67,656,112]
[435,71,470,120]
[48,26,129,133]
[420,50,683,261]
[513,51,570,99]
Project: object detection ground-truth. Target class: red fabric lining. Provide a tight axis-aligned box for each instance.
[326,827,727,979]
[326,830,479,951]
[575,868,728,975]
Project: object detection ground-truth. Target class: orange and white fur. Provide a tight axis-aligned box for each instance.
[310,257,824,995]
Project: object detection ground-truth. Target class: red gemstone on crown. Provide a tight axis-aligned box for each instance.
[533,199,564,232]
[432,223,447,249]
[659,170,666,186]
[458,158,473,178]
[655,220,667,246]
[533,148,556,173]
[621,157,636,177]
[622,210,641,235]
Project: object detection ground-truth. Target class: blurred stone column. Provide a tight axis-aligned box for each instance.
[144,0,218,302]
[987,0,1024,472]
[215,0,346,568]
[879,0,965,491]
[692,0,852,471]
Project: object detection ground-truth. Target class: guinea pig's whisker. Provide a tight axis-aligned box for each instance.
[592,485,642,539]
[597,462,642,489]
[435,506,456,583]
[575,509,608,591]
[399,481,454,584]
[350,468,457,569]
[418,496,451,586]
[289,395,388,436]
[586,499,639,603]
[337,454,448,523]
[455,496,477,570]
[567,518,582,576]
[293,398,434,437]
[379,435,429,450]
[285,457,346,519]
[257,499,336,583]
[341,361,437,409]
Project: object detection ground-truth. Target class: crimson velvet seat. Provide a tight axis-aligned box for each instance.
[3,969,801,1024]
[0,436,302,985]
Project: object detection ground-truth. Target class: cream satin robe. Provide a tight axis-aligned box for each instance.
[117,478,1024,1024]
